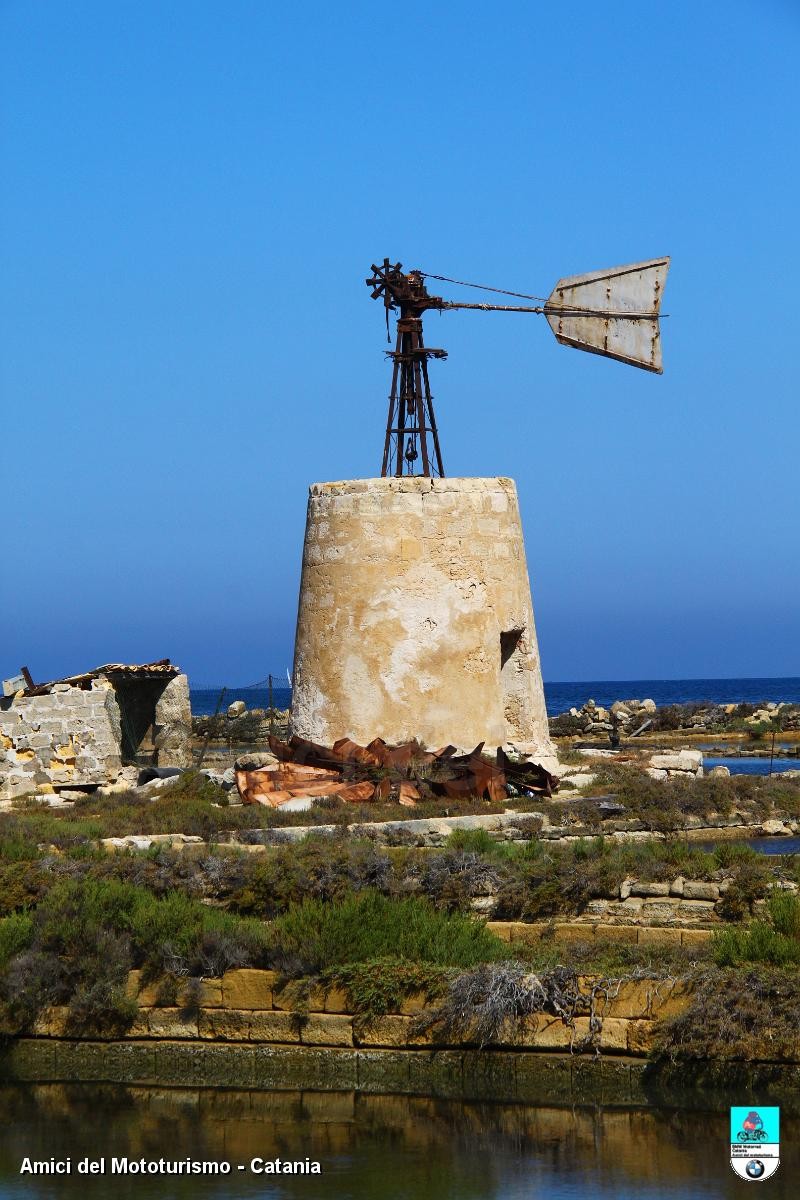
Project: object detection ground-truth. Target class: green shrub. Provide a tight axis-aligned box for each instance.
[713,892,800,967]
[0,914,34,969]
[322,957,451,1019]
[229,839,393,918]
[716,857,773,921]
[0,862,45,915]
[767,891,800,939]
[0,877,271,1030]
[0,834,43,863]
[713,842,758,869]
[445,828,496,855]
[269,892,509,976]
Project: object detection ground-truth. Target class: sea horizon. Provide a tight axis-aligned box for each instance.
[189,675,800,718]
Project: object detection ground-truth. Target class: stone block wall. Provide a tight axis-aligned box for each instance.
[0,672,192,798]
[0,681,122,799]
[487,921,715,948]
[20,967,735,1063]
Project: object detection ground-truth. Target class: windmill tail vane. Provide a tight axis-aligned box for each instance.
[366,255,670,479]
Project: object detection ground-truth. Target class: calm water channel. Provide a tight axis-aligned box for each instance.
[0,1085,797,1200]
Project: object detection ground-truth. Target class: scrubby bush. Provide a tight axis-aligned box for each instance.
[0,914,34,969]
[655,967,800,1060]
[0,877,270,1032]
[0,862,46,915]
[322,957,450,1019]
[716,857,773,921]
[408,849,504,912]
[229,838,394,917]
[419,961,608,1047]
[446,828,496,855]
[268,892,509,977]
[713,893,800,966]
[548,713,584,737]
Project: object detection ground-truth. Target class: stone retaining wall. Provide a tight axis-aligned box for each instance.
[16,968,705,1060]
[209,813,786,849]
[0,1038,656,1104]
[487,921,714,949]
[5,967,800,1100]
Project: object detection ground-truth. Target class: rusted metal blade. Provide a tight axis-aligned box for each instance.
[496,746,559,797]
[544,258,669,373]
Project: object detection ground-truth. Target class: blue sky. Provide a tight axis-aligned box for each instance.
[2,0,798,687]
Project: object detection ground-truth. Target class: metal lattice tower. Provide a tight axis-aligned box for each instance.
[367,255,670,478]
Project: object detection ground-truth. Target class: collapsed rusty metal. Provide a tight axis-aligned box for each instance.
[235,734,558,808]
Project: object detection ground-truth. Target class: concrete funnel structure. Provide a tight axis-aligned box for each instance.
[290,477,555,768]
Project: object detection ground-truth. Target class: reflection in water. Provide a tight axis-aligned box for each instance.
[0,1085,796,1200]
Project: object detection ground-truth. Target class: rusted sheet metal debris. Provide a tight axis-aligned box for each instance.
[235,734,558,808]
[234,759,372,808]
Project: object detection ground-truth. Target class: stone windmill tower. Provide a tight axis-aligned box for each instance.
[290,257,669,768]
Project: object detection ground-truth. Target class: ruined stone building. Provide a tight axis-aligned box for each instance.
[0,661,191,800]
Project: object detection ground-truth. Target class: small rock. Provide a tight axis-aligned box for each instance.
[559,771,596,789]
[115,765,142,788]
[234,751,279,771]
[227,701,247,719]
[199,770,225,787]
[596,799,625,815]
[709,765,731,777]
[682,881,720,901]
[650,751,703,771]
[646,768,668,781]
[761,819,790,836]
[670,876,685,896]
[619,877,634,900]
[137,776,178,797]
[630,881,671,897]
[98,781,139,797]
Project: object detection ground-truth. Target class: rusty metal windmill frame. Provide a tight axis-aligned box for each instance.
[367,255,670,478]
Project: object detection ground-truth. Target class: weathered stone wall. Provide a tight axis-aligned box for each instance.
[19,968,699,1059]
[291,478,554,766]
[5,968,800,1099]
[488,921,715,948]
[153,673,192,768]
[11,966,798,1067]
[0,681,122,799]
[0,672,192,797]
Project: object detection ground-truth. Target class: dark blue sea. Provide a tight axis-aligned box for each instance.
[190,677,800,717]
